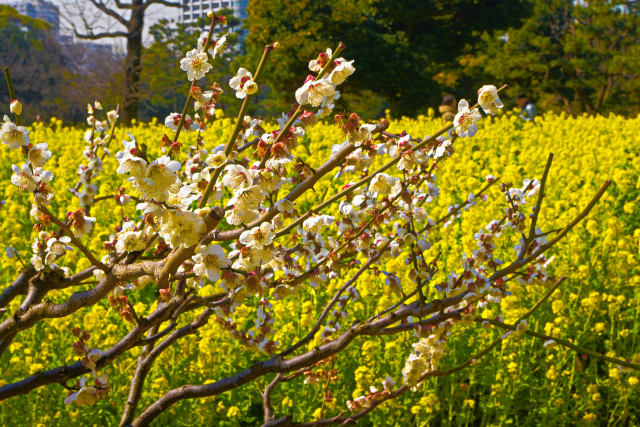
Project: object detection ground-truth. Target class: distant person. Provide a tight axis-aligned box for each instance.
[438,94,457,122]
[516,93,536,121]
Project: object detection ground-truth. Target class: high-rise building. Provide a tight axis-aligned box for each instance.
[0,0,60,35]
[179,0,248,31]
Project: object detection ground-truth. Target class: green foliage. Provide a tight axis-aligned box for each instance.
[465,0,640,115]
[242,0,530,117]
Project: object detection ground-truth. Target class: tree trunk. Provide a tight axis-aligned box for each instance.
[123,0,145,122]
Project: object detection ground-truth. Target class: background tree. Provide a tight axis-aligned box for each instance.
[243,0,531,118]
[64,0,182,122]
[463,0,640,114]
[0,5,68,122]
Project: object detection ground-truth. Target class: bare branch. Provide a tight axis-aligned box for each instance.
[74,30,129,40]
[143,0,182,11]
[88,0,128,27]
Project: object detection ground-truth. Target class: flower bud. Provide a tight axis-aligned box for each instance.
[10,99,22,115]
[206,9,215,19]
[272,41,280,49]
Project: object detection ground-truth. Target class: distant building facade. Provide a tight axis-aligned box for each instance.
[0,0,59,34]
[179,0,248,36]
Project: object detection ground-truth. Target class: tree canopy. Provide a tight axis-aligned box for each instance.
[243,0,531,117]
[463,0,640,115]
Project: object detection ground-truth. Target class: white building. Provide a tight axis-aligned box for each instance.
[179,0,248,33]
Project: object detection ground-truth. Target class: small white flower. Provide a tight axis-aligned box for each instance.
[295,76,336,107]
[107,110,118,123]
[164,113,199,131]
[229,68,258,99]
[225,206,259,225]
[193,244,230,282]
[11,163,37,192]
[275,199,294,214]
[70,214,96,237]
[47,236,73,256]
[239,222,274,249]
[303,214,334,233]
[228,185,266,210]
[116,135,147,179]
[1,116,29,149]
[508,188,526,205]
[222,164,258,190]
[369,173,402,196]
[329,59,355,85]
[453,99,482,137]
[477,85,503,116]
[28,143,52,167]
[180,49,212,81]
[137,156,181,202]
[198,32,227,58]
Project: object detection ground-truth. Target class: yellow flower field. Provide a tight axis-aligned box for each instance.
[1,109,639,426]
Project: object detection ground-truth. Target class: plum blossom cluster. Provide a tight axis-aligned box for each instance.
[64,328,109,406]
[346,376,394,412]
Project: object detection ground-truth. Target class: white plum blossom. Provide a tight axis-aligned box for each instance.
[137,156,181,202]
[477,84,503,116]
[46,236,73,260]
[115,135,147,179]
[193,244,230,282]
[308,48,331,72]
[10,164,52,193]
[71,214,96,237]
[329,59,355,85]
[522,178,540,198]
[453,99,482,137]
[275,199,294,214]
[225,206,259,226]
[223,165,258,190]
[164,113,199,132]
[239,222,274,249]
[229,68,258,99]
[198,32,227,57]
[11,164,37,192]
[508,188,526,205]
[295,76,336,107]
[107,110,118,123]
[27,143,52,167]
[115,221,146,254]
[180,49,212,81]
[369,173,402,196]
[1,116,29,149]
[303,214,334,233]
[228,185,266,211]
[158,209,205,249]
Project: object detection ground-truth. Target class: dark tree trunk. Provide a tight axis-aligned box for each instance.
[123,0,145,122]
